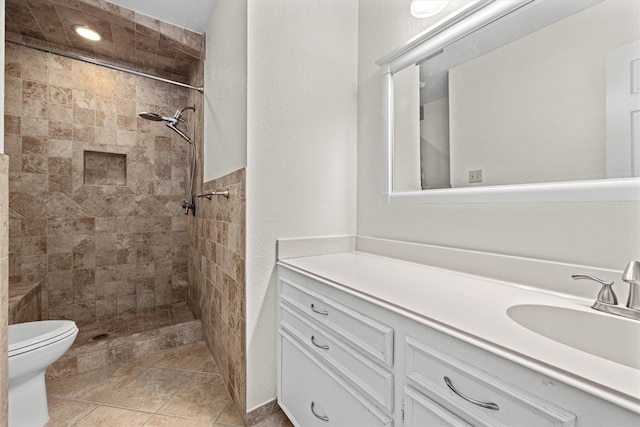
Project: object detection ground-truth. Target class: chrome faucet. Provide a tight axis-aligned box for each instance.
[623,260,640,310]
[572,261,640,321]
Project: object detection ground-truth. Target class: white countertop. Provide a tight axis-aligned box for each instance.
[278,249,640,414]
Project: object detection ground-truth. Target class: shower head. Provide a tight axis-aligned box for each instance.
[138,106,195,144]
[139,112,178,124]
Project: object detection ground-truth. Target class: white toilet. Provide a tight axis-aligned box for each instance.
[8,320,78,427]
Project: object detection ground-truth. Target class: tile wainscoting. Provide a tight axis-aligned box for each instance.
[188,168,248,422]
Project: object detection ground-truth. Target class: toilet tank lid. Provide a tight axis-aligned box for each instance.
[9,320,78,352]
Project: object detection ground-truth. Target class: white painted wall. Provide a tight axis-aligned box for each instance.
[357,0,640,269]
[449,0,640,187]
[246,0,358,411]
[203,0,247,181]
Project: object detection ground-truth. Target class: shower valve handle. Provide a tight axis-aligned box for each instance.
[182,199,195,216]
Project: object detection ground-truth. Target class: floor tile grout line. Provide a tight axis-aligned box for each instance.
[68,400,103,427]
[94,364,155,406]
[47,363,154,407]
[96,366,199,416]
[152,370,200,418]
[154,371,233,423]
[73,405,155,427]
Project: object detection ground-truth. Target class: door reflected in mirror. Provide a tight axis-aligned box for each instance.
[391,0,640,193]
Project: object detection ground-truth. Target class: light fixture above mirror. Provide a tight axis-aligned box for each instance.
[411,0,449,18]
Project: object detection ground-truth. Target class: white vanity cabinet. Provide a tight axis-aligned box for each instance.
[277,264,640,427]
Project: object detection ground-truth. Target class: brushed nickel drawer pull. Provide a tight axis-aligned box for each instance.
[311,401,329,421]
[311,303,329,315]
[444,376,500,411]
[311,335,329,350]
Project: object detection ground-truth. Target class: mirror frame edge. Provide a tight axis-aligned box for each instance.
[377,0,640,204]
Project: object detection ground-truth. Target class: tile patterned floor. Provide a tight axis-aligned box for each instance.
[45,342,244,427]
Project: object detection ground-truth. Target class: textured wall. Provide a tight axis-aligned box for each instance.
[4,44,191,324]
[246,0,358,411]
[203,0,247,182]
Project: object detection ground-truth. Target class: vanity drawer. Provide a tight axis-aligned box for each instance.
[405,336,576,426]
[280,331,392,427]
[280,275,394,367]
[280,303,394,412]
[403,385,472,427]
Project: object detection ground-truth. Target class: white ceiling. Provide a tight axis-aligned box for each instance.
[107,0,215,33]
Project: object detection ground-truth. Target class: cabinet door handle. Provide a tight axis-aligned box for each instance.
[311,303,329,315]
[311,335,329,350]
[444,376,499,411]
[310,401,329,421]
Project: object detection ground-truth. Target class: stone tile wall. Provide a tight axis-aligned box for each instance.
[4,43,192,324]
[5,0,204,84]
[189,166,247,420]
[8,282,41,324]
[1,153,10,427]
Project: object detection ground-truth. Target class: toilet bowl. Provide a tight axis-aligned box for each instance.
[8,320,78,427]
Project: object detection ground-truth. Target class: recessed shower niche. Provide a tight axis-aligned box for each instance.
[83,151,127,186]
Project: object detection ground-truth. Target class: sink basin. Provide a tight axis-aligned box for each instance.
[507,304,640,370]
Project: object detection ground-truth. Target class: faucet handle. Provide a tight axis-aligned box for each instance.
[572,274,617,305]
[622,261,640,310]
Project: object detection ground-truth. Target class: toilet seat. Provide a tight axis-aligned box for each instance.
[9,320,78,357]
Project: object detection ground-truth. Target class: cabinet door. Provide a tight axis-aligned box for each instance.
[280,331,392,427]
[404,386,472,427]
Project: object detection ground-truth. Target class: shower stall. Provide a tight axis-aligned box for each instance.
[4,0,206,377]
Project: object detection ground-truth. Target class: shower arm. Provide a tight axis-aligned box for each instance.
[197,190,230,199]
[167,106,195,144]
[166,121,192,144]
[175,106,196,118]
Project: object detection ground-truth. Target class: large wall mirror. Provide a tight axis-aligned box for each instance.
[377,0,640,203]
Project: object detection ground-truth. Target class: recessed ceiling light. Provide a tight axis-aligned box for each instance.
[72,24,101,41]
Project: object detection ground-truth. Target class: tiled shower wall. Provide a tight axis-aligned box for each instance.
[187,53,248,423]
[4,43,192,324]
